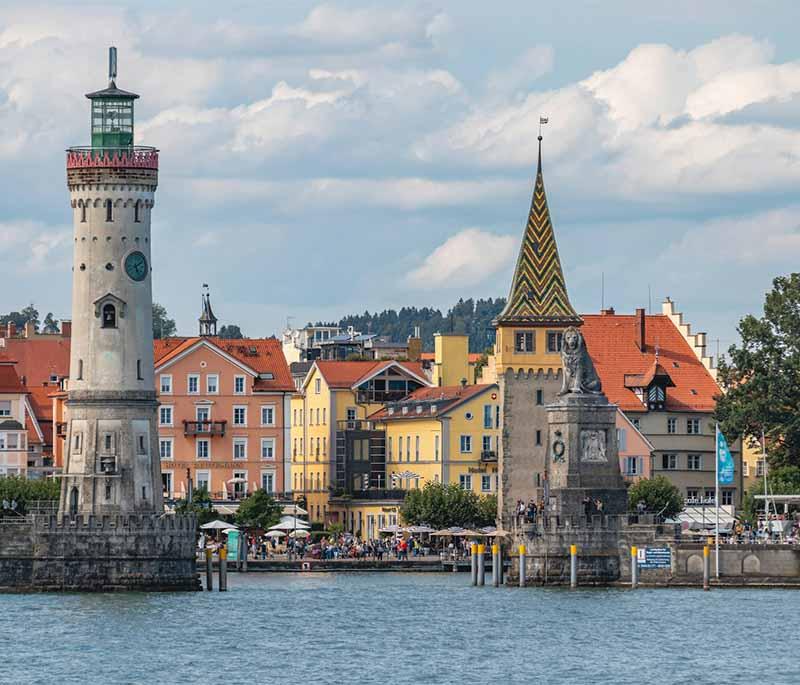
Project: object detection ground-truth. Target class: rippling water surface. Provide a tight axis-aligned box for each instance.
[3,573,798,685]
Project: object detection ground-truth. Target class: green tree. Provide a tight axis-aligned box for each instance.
[0,476,60,509]
[627,476,683,518]
[715,274,800,467]
[20,304,40,332]
[42,312,58,334]
[234,489,282,529]
[175,487,217,527]
[152,302,177,339]
[401,482,495,529]
[218,324,244,339]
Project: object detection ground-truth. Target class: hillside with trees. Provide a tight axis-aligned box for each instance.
[335,297,505,353]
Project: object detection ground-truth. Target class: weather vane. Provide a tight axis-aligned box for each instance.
[538,115,549,140]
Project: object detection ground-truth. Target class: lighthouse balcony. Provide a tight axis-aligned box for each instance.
[183,420,227,437]
[66,146,159,170]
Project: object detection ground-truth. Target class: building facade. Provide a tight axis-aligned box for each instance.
[154,334,293,501]
[290,360,429,524]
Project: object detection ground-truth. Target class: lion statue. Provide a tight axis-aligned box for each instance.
[559,326,603,395]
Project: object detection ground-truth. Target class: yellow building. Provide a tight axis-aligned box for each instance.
[333,383,500,538]
[741,439,766,494]
[431,334,470,387]
[289,360,429,524]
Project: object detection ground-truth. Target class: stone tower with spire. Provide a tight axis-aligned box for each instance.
[494,135,582,527]
[59,48,163,517]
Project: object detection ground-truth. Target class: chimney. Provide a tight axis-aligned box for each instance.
[24,321,36,338]
[60,320,72,338]
[601,307,615,316]
[635,308,646,352]
[6,322,15,338]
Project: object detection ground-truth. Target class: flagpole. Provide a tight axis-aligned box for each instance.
[715,423,720,580]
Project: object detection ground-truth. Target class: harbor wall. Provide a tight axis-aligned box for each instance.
[0,514,200,592]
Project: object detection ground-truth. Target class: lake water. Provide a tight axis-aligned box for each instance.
[3,573,798,685]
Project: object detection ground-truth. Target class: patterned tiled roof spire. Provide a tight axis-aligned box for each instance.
[495,136,581,326]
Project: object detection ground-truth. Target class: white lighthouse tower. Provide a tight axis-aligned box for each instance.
[60,48,163,516]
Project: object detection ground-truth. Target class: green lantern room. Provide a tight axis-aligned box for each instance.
[85,47,138,149]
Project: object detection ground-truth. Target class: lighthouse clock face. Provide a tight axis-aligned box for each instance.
[124,251,148,282]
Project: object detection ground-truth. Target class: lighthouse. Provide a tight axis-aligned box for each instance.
[60,48,163,516]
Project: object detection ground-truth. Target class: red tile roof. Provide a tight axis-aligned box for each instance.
[370,383,497,420]
[0,338,69,387]
[0,363,24,393]
[315,360,428,389]
[581,314,720,413]
[154,337,294,392]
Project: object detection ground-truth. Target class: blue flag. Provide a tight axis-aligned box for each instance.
[717,426,735,485]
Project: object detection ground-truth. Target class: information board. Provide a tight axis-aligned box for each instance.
[637,547,671,569]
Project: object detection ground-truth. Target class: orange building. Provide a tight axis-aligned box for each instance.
[153,334,294,501]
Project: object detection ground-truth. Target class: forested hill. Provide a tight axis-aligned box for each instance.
[335,297,505,353]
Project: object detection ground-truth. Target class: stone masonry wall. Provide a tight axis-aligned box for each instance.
[498,368,561,528]
[0,514,199,592]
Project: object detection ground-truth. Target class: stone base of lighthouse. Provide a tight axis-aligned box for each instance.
[0,514,200,592]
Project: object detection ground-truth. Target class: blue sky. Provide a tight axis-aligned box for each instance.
[1,1,800,352]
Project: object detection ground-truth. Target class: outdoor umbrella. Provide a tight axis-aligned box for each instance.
[407,525,434,534]
[200,520,238,530]
[264,530,286,538]
[289,530,310,538]
[379,524,405,534]
[269,517,311,531]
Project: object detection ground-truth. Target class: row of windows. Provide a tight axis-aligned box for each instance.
[293,437,327,458]
[162,470,275,496]
[686,488,734,506]
[666,417,703,434]
[72,431,148,456]
[292,407,327,426]
[294,471,328,492]
[159,374,248,396]
[79,199,145,223]
[158,405,274,427]
[458,474,497,492]
[159,437,276,461]
[73,357,144,381]
[658,453,705,470]
[514,330,563,354]
[0,431,25,450]
[743,461,765,478]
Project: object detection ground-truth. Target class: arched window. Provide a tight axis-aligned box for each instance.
[69,487,79,516]
[80,202,87,223]
[105,199,113,222]
[102,303,116,328]
[134,200,141,223]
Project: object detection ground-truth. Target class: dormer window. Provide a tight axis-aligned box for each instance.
[647,384,666,411]
[102,303,117,328]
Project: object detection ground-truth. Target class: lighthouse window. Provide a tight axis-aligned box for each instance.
[102,303,117,328]
[80,203,87,223]
[134,201,141,223]
[105,199,113,222]
[137,359,143,380]
[77,359,84,380]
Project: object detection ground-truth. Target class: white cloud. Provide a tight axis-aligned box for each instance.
[487,45,554,95]
[406,228,517,289]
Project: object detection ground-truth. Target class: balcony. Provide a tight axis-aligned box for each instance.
[336,419,382,432]
[331,488,406,501]
[183,420,227,437]
[480,450,498,462]
[56,422,67,438]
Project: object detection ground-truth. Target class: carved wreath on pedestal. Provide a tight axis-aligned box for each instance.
[552,430,565,463]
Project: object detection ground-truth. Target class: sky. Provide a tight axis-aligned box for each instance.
[1,1,800,352]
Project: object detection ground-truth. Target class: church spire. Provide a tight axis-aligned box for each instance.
[199,284,217,337]
[495,134,580,326]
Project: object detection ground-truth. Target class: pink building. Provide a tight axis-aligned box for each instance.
[154,334,294,501]
[616,408,654,483]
